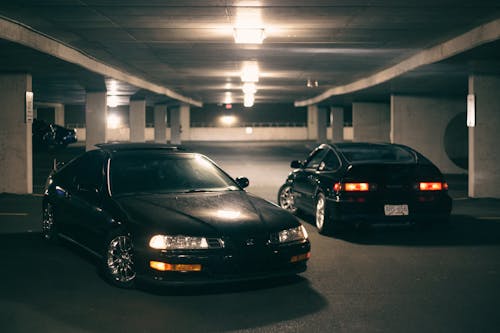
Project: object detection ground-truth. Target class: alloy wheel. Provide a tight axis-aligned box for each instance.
[106,235,136,284]
[316,193,325,231]
[279,185,297,213]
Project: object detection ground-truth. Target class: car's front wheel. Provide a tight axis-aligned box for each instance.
[278,184,298,214]
[104,231,136,288]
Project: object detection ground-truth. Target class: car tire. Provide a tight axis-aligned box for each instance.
[277,184,298,214]
[103,231,136,288]
[41,202,59,243]
[315,192,332,235]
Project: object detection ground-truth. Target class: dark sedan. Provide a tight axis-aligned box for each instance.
[42,143,310,288]
[278,143,452,234]
[33,118,77,149]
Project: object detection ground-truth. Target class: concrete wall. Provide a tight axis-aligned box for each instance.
[391,95,466,174]
[74,126,354,142]
[352,102,390,142]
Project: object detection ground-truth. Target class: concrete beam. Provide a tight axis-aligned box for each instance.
[295,18,500,107]
[0,17,202,108]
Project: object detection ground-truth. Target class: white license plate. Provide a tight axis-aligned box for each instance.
[384,204,409,216]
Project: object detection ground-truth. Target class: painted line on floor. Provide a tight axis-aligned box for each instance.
[0,213,29,216]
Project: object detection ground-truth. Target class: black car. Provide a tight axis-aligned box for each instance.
[33,118,77,149]
[42,143,310,288]
[278,142,452,234]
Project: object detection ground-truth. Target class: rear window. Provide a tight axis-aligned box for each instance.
[338,145,415,163]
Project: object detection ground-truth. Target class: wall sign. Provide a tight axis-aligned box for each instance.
[467,93,475,127]
[26,91,34,124]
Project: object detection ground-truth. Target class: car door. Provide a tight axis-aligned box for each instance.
[66,151,108,252]
[292,148,328,212]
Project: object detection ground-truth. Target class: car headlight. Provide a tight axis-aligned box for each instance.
[149,235,224,250]
[273,225,308,244]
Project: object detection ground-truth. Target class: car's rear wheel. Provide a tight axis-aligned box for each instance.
[104,232,136,288]
[315,192,331,235]
[278,184,298,214]
[41,202,58,242]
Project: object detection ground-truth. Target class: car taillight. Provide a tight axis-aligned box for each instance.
[419,182,447,191]
[334,182,370,192]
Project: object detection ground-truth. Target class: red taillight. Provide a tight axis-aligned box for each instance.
[335,182,370,192]
[419,182,446,191]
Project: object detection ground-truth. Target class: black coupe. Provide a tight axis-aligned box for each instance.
[278,143,452,234]
[42,143,310,288]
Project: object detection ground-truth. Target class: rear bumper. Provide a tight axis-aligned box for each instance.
[134,240,310,286]
[326,193,452,225]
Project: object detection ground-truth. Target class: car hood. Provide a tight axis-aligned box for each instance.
[113,191,299,237]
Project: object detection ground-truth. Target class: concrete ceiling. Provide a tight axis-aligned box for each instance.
[0,1,499,108]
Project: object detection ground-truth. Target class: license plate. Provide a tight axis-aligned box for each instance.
[384,204,409,216]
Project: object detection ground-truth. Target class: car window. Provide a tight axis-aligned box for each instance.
[338,145,415,163]
[319,150,341,171]
[110,153,239,195]
[74,151,105,191]
[304,148,327,169]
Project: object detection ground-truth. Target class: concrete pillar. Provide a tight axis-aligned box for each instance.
[468,74,500,198]
[170,107,181,145]
[154,104,167,143]
[391,95,465,174]
[180,103,190,142]
[54,104,65,126]
[0,73,33,194]
[86,91,107,151]
[129,99,146,142]
[307,105,327,142]
[352,102,390,142]
[330,106,344,142]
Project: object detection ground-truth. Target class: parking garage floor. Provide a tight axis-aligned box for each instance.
[1,142,500,332]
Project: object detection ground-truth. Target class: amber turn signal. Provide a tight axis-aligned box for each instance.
[150,261,202,272]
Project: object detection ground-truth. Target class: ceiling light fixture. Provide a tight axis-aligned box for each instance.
[242,82,257,94]
[233,27,266,44]
[107,95,119,108]
[244,93,255,107]
[241,61,259,83]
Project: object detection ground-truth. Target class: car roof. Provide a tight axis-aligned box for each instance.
[95,142,187,154]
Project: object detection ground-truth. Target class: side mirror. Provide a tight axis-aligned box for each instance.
[290,160,303,168]
[235,177,249,189]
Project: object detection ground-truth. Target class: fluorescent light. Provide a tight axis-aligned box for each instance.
[223,92,233,104]
[107,95,119,108]
[233,28,265,44]
[220,115,237,126]
[242,82,257,94]
[241,61,259,82]
[244,94,255,107]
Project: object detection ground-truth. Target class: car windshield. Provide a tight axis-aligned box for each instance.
[337,145,415,163]
[110,153,239,195]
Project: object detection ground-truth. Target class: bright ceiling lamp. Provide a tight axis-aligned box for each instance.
[220,115,237,126]
[107,95,119,108]
[234,4,265,44]
[233,27,265,44]
[241,61,259,82]
[107,113,121,129]
[242,82,257,94]
[244,93,255,107]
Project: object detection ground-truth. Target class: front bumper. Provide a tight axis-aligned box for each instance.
[134,240,310,286]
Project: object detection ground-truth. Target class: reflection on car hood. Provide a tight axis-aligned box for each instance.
[114,191,299,236]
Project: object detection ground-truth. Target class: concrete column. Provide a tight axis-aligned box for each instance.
[352,102,390,142]
[54,104,65,126]
[391,95,465,174]
[468,74,500,198]
[170,107,181,145]
[129,99,146,142]
[307,105,327,142]
[154,104,167,143]
[330,106,344,142]
[86,91,107,151]
[0,73,33,194]
[180,103,190,141]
